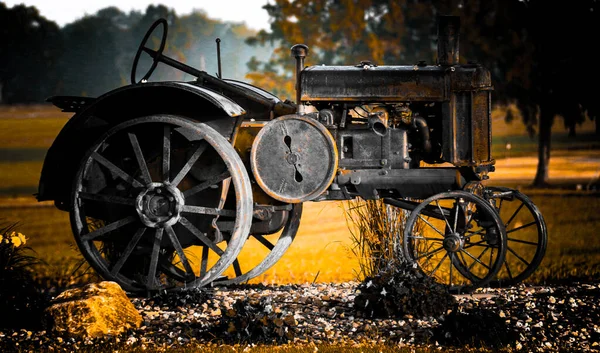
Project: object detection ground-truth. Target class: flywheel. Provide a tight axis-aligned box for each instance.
[250,115,338,203]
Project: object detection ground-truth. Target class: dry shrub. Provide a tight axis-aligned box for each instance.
[343,198,408,280]
[344,199,455,319]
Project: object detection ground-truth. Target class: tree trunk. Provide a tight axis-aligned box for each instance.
[533,107,553,186]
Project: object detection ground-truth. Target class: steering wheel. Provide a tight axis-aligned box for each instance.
[131,18,168,84]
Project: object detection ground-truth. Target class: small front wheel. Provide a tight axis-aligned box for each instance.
[403,191,507,293]
[484,187,547,286]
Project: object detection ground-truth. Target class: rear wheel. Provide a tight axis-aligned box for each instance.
[403,191,507,293]
[70,115,253,293]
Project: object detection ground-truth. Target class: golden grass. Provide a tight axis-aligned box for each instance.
[1,187,599,288]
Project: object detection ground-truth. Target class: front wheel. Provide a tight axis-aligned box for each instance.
[403,191,507,293]
[484,187,547,286]
[70,115,253,293]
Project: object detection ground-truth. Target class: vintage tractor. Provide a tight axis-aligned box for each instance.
[38,16,547,294]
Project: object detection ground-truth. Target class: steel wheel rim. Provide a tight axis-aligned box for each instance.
[403,191,507,293]
[70,115,253,293]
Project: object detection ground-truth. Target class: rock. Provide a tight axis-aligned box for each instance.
[44,281,142,338]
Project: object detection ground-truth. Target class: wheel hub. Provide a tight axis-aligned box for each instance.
[136,182,184,228]
[443,234,464,253]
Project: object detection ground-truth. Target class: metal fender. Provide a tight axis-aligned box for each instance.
[38,82,246,208]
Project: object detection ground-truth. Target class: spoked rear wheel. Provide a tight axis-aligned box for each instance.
[70,115,253,293]
[403,191,507,293]
[484,187,547,286]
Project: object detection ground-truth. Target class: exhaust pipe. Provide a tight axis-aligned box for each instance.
[291,44,309,115]
[437,16,460,66]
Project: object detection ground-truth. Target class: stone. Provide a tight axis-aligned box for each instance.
[44,281,142,338]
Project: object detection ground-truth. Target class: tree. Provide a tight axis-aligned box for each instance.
[0,3,63,103]
[248,0,599,186]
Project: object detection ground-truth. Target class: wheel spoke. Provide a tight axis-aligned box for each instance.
[147,228,164,288]
[183,171,231,198]
[163,125,171,183]
[462,248,492,271]
[181,205,236,218]
[179,217,224,255]
[91,152,143,188]
[453,202,459,233]
[465,228,485,238]
[436,200,453,232]
[467,246,489,271]
[429,252,449,277]
[165,225,194,275]
[128,132,152,185]
[253,234,275,250]
[415,245,444,260]
[232,258,242,277]
[503,259,514,280]
[200,246,209,277]
[418,215,444,236]
[81,216,137,241]
[463,240,487,249]
[507,246,531,266]
[408,236,444,242]
[110,227,146,276]
[79,192,135,206]
[507,237,539,246]
[507,221,537,234]
[449,253,454,286]
[505,202,525,227]
[171,142,208,187]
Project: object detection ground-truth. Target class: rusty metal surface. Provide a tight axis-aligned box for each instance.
[301,65,446,102]
[251,115,338,203]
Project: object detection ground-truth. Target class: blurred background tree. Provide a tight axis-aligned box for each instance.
[0,3,63,103]
[0,2,274,99]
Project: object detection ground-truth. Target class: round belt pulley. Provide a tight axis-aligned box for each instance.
[250,115,338,203]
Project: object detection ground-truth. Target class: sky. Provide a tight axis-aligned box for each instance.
[3,0,273,31]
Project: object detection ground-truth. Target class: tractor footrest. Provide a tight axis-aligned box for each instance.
[47,95,96,112]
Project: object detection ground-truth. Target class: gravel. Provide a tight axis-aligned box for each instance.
[1,281,599,352]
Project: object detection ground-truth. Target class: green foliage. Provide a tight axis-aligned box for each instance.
[0,223,47,329]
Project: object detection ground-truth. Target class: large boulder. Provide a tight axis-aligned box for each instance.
[44,281,142,338]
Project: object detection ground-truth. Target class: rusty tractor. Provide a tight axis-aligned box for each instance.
[39,16,547,293]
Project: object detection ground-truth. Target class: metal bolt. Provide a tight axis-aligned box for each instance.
[168,196,174,202]
[168,211,173,216]
[156,189,162,194]
[380,159,387,166]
